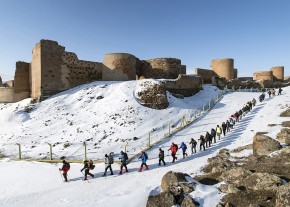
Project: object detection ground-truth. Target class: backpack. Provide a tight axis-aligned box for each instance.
[144,152,148,160]
[124,153,128,161]
[63,162,70,171]
[88,160,95,170]
[109,154,114,164]
[174,144,178,151]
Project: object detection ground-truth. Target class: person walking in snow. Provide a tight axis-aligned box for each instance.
[119,151,129,175]
[272,88,276,96]
[222,122,227,137]
[102,153,114,177]
[168,142,178,163]
[179,142,188,158]
[81,160,94,180]
[59,160,70,182]
[229,117,234,129]
[252,98,256,107]
[216,125,222,140]
[278,87,282,95]
[138,151,149,172]
[226,120,231,132]
[268,90,271,98]
[158,148,166,166]
[189,138,197,154]
[199,135,206,151]
[239,109,243,120]
[211,128,216,143]
[205,132,211,148]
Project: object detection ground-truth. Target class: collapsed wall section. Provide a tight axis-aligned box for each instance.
[0,87,14,103]
[211,58,234,80]
[195,68,216,84]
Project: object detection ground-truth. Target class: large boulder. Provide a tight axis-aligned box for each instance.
[276,128,290,145]
[203,152,236,174]
[280,108,290,117]
[241,172,282,191]
[219,167,252,184]
[135,80,169,109]
[219,184,240,194]
[276,182,290,207]
[146,190,176,207]
[282,121,290,128]
[161,171,191,196]
[180,195,197,207]
[253,134,282,157]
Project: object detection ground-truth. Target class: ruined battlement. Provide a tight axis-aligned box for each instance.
[211,58,234,81]
[253,71,273,82]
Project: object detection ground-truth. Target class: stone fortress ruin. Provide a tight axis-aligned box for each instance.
[0,40,202,103]
[0,39,288,104]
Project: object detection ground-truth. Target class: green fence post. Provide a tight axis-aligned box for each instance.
[47,143,52,160]
[124,143,127,153]
[16,143,21,160]
[148,132,151,147]
[83,142,87,161]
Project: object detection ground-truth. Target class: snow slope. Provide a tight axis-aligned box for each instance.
[0,83,289,207]
[0,80,220,160]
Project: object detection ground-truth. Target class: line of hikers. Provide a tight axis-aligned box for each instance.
[59,93,272,181]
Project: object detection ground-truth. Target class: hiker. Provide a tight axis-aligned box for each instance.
[199,135,206,151]
[138,151,149,172]
[158,148,166,166]
[205,132,211,148]
[189,138,197,154]
[226,120,231,132]
[119,151,129,174]
[102,153,114,177]
[268,90,271,98]
[179,142,188,158]
[271,88,276,96]
[252,98,256,107]
[278,87,282,95]
[222,122,227,136]
[239,109,243,120]
[211,128,216,143]
[229,117,234,129]
[216,125,222,140]
[168,142,178,163]
[59,160,70,182]
[248,101,253,110]
[80,159,94,180]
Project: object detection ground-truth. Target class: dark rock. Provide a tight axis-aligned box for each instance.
[253,134,281,157]
[146,190,176,207]
[219,167,252,184]
[282,121,290,128]
[219,184,240,194]
[180,195,197,207]
[96,95,104,99]
[280,108,290,117]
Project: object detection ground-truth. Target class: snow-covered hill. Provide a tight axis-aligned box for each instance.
[0,83,289,207]
[0,80,220,160]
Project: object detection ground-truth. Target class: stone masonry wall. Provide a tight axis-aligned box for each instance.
[14,61,30,93]
[140,58,182,79]
[211,58,234,81]
[253,71,273,82]
[0,87,14,103]
[195,68,216,84]
[270,66,284,81]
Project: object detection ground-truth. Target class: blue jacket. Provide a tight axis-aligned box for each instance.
[138,153,148,163]
[180,142,187,152]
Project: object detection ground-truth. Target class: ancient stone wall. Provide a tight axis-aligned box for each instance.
[253,71,273,82]
[102,53,136,81]
[5,80,14,87]
[14,61,30,93]
[234,68,238,79]
[238,77,254,81]
[140,58,182,79]
[31,42,42,99]
[270,66,284,81]
[162,74,202,96]
[0,76,2,85]
[195,68,216,84]
[0,87,14,103]
[211,58,234,80]
[180,65,186,74]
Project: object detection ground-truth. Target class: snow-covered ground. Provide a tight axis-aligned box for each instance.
[0,82,289,207]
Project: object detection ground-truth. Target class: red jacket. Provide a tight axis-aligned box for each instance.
[60,163,70,173]
[169,144,178,154]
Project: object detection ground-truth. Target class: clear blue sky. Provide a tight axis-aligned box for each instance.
[0,0,289,81]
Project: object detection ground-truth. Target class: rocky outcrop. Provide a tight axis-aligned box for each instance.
[253,134,281,157]
[146,191,176,207]
[276,128,290,145]
[282,121,290,128]
[241,172,282,191]
[212,76,227,89]
[180,195,197,207]
[280,108,290,117]
[219,167,252,184]
[219,184,240,194]
[136,80,169,109]
[276,182,290,207]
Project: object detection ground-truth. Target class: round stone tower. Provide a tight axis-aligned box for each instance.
[102,53,137,81]
[210,58,234,80]
[270,66,284,81]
